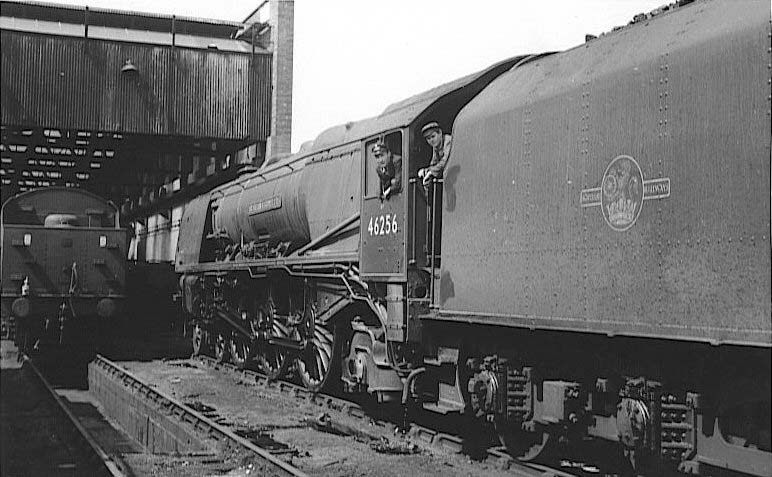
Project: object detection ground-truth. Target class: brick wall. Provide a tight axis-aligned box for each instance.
[269,0,294,157]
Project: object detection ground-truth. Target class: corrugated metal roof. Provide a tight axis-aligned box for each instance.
[0,16,265,53]
[1,29,272,139]
[1,0,269,53]
[2,0,249,36]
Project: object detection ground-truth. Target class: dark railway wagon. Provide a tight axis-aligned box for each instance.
[177,1,771,474]
[1,187,127,353]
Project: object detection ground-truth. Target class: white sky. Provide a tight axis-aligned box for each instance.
[48,1,666,151]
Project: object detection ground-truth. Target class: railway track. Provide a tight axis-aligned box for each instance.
[193,354,582,477]
[92,354,308,477]
[0,353,125,477]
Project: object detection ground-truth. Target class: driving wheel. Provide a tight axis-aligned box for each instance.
[254,298,291,380]
[295,308,338,393]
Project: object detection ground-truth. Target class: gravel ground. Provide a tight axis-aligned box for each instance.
[119,358,514,477]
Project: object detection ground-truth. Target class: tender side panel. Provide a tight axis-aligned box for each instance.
[440,0,771,346]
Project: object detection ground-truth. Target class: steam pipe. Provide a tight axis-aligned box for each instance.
[402,367,426,404]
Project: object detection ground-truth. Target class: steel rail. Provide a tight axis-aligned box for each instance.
[92,354,308,477]
[195,355,579,477]
[21,355,127,477]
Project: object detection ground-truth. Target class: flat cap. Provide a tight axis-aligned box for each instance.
[421,122,441,135]
[372,141,388,155]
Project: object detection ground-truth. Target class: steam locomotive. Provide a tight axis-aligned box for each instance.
[1,188,127,355]
[176,0,771,474]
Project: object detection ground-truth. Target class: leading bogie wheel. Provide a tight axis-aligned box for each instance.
[213,330,230,363]
[229,333,251,369]
[191,322,207,356]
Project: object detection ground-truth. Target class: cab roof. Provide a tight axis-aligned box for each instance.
[307,55,529,153]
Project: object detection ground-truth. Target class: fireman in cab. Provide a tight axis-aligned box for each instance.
[418,121,451,194]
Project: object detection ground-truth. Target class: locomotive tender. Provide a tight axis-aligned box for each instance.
[177,0,771,474]
[1,187,127,353]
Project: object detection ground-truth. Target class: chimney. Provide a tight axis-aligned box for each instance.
[267,0,294,158]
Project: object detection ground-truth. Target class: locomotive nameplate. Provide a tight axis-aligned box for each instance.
[580,155,670,232]
[248,196,282,216]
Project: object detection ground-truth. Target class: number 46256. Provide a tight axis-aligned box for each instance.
[367,214,398,236]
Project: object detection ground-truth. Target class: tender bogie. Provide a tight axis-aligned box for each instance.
[421,320,771,473]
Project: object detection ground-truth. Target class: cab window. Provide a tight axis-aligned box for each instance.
[364,131,402,199]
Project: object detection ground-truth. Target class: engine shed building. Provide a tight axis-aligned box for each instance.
[1,0,294,263]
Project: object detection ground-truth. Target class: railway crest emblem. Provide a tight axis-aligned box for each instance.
[580,155,670,232]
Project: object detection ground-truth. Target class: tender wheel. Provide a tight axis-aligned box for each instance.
[213,330,230,363]
[496,422,553,462]
[229,334,251,369]
[616,397,652,475]
[295,311,338,393]
[254,299,291,380]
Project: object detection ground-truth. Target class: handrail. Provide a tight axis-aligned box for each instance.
[409,179,417,264]
[295,212,359,256]
[428,178,443,307]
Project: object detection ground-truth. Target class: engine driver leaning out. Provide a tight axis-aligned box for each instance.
[374,141,402,199]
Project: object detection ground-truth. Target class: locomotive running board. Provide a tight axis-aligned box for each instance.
[177,251,359,274]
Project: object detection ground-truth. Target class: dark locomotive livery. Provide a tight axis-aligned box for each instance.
[177,1,771,474]
[1,187,127,353]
